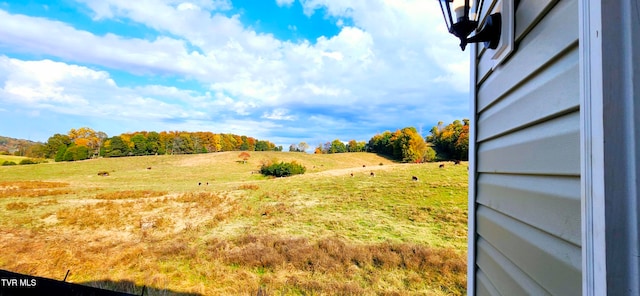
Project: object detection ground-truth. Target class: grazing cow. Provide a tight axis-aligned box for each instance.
[439,164,445,169]
[412,176,418,181]
[370,171,375,177]
[453,160,461,165]
[350,173,354,177]
[363,165,366,168]
[146,167,152,170]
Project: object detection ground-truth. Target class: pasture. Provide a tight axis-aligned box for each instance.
[0,152,468,295]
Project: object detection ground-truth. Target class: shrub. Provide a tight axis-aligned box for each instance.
[423,146,437,162]
[260,161,306,177]
[19,159,37,165]
[1,161,17,166]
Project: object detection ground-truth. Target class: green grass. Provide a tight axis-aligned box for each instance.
[0,152,468,295]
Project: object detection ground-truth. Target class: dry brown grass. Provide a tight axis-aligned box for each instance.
[0,181,69,189]
[6,201,30,210]
[217,234,466,294]
[94,190,168,200]
[237,184,260,191]
[0,181,72,198]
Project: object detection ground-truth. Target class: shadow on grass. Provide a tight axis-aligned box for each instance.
[80,280,202,296]
[0,270,201,296]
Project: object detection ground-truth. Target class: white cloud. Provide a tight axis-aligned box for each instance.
[262,108,295,121]
[275,0,295,7]
[0,56,203,122]
[177,2,199,11]
[0,0,471,144]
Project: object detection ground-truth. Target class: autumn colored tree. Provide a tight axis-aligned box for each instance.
[68,127,97,148]
[427,119,469,161]
[47,129,278,160]
[393,127,428,163]
[368,127,430,162]
[346,140,367,152]
[238,152,251,164]
[368,131,394,156]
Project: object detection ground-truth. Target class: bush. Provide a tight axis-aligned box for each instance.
[260,161,306,177]
[423,147,437,162]
[2,161,17,166]
[19,159,37,165]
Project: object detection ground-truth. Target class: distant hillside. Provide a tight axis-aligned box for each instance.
[0,136,42,155]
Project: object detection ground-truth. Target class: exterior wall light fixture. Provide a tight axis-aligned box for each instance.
[438,0,501,51]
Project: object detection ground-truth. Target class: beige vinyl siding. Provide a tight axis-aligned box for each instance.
[472,0,581,295]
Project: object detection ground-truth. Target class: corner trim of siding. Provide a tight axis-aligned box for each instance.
[579,1,608,295]
[468,43,479,296]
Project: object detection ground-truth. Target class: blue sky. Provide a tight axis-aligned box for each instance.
[0,0,469,149]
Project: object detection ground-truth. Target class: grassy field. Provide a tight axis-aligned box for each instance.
[0,152,468,295]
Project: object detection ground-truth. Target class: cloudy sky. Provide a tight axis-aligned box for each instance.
[0,0,469,148]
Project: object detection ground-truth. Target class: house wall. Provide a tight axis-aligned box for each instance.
[471,0,581,294]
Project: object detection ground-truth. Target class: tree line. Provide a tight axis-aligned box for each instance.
[303,119,469,163]
[4,119,469,163]
[36,127,282,162]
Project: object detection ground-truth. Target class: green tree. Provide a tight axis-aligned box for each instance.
[329,139,347,154]
[255,140,274,151]
[104,136,129,157]
[54,145,67,162]
[146,132,161,155]
[45,134,72,159]
[131,134,148,156]
[63,145,89,161]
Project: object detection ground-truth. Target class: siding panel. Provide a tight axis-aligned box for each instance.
[477,112,580,175]
[477,207,582,295]
[477,0,558,82]
[477,238,550,295]
[514,0,557,41]
[477,174,581,246]
[477,0,578,112]
[477,47,579,142]
[476,269,500,296]
[471,0,581,294]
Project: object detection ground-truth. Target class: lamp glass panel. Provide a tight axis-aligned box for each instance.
[451,0,468,20]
